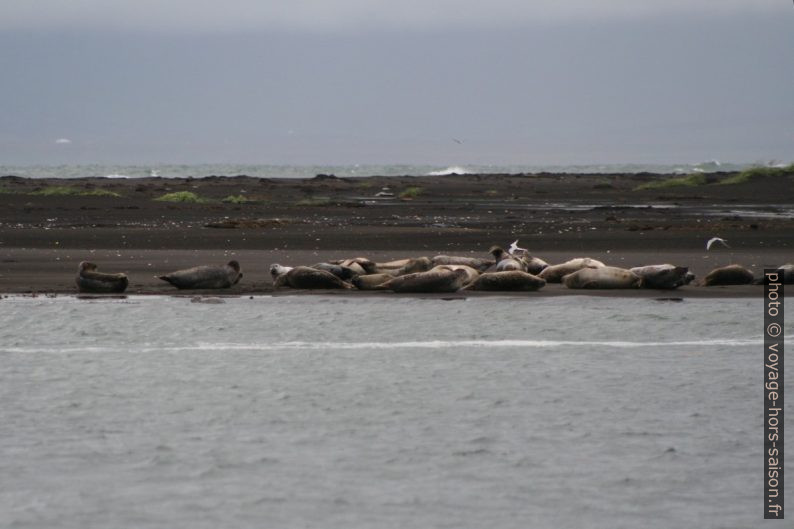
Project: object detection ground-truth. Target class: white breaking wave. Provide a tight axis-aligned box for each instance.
[103,173,132,179]
[428,166,473,176]
[0,339,761,354]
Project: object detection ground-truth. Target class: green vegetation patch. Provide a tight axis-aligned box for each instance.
[154,191,209,203]
[634,174,707,191]
[399,186,424,199]
[80,189,122,197]
[295,197,332,206]
[31,186,121,197]
[718,164,794,185]
[222,194,250,204]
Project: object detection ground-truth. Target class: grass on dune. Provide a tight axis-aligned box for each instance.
[154,191,209,203]
[636,164,794,190]
[634,174,707,191]
[718,164,794,185]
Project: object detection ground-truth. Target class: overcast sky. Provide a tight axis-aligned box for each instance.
[1,1,791,165]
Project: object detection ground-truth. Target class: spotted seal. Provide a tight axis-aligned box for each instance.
[538,258,606,283]
[75,262,129,293]
[333,257,378,275]
[776,264,794,284]
[310,263,358,281]
[702,265,754,286]
[490,246,525,272]
[562,266,641,289]
[271,265,353,289]
[520,255,550,276]
[630,264,693,289]
[352,273,399,290]
[373,268,468,293]
[158,261,242,289]
[431,264,480,285]
[464,271,546,291]
[431,255,494,272]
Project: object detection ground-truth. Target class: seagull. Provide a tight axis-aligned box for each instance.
[452,138,464,145]
[706,237,730,250]
[508,240,528,255]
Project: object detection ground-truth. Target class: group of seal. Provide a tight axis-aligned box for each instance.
[75,247,792,294]
[270,245,791,292]
[268,252,549,293]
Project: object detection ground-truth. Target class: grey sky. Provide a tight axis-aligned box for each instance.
[0,1,791,165]
[1,1,782,32]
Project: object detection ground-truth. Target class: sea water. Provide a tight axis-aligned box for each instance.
[0,295,787,528]
[0,161,778,179]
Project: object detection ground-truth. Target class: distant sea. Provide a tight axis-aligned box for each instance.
[0,160,787,179]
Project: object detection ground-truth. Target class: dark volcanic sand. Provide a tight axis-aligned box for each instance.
[0,172,791,297]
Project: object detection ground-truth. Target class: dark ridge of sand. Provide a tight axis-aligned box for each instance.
[0,172,791,296]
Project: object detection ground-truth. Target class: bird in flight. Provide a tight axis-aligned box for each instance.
[508,240,528,255]
[452,138,464,145]
[706,237,730,250]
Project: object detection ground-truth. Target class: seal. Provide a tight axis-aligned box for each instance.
[373,268,468,293]
[334,257,378,275]
[490,246,525,272]
[430,264,480,285]
[310,263,357,281]
[777,264,794,284]
[76,261,129,293]
[538,258,606,283]
[269,264,293,278]
[375,258,412,270]
[431,255,494,272]
[352,273,398,290]
[463,271,546,291]
[562,266,641,289]
[702,264,754,286]
[271,265,353,289]
[158,261,242,289]
[630,264,693,289]
[394,257,433,276]
[520,255,550,276]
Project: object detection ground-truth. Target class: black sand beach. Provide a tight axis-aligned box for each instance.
[1,171,791,296]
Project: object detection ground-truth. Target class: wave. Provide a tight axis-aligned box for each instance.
[427,166,473,176]
[1,338,761,354]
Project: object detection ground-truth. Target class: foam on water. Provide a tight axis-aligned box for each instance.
[0,338,762,355]
[427,165,474,175]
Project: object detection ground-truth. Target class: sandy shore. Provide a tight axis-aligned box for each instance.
[1,171,791,296]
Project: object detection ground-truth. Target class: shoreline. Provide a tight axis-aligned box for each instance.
[0,286,767,299]
[1,172,791,295]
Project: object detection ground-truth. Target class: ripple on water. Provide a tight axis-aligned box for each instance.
[0,295,780,529]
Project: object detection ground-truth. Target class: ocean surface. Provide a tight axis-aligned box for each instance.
[0,160,785,179]
[0,295,787,528]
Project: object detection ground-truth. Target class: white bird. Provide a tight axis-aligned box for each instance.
[706,237,730,250]
[508,240,528,255]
